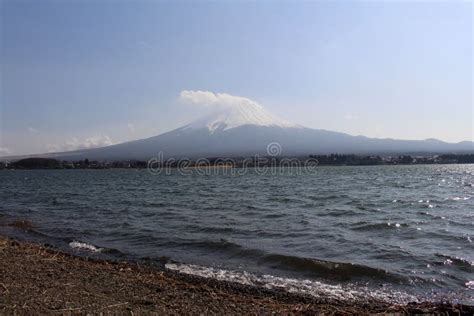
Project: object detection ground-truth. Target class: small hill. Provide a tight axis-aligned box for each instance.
[12,158,61,169]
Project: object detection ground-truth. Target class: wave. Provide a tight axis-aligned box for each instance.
[67,240,122,255]
[434,254,474,269]
[259,253,404,282]
[142,201,170,208]
[307,194,350,201]
[316,208,358,217]
[165,262,419,304]
[165,238,406,283]
[68,241,103,253]
[182,224,237,234]
[350,221,408,231]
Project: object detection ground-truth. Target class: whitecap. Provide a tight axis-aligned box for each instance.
[69,241,102,253]
[451,197,466,201]
[443,259,453,265]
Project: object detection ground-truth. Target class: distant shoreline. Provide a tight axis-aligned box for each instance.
[1,153,474,170]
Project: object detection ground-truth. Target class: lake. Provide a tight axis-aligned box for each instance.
[0,164,472,304]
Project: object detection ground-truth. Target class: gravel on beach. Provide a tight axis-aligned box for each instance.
[0,236,472,315]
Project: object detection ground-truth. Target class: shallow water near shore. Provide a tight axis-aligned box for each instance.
[0,164,473,304]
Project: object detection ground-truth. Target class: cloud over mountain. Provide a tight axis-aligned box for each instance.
[47,135,114,153]
[0,147,11,155]
[179,90,264,111]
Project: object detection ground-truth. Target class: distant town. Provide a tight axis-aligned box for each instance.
[1,153,473,170]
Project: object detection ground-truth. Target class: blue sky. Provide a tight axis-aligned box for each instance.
[1,0,472,155]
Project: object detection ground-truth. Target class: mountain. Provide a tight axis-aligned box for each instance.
[5,103,474,161]
[184,99,297,132]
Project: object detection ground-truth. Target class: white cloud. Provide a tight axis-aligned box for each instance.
[47,135,114,153]
[179,90,263,110]
[179,90,218,106]
[127,123,135,133]
[27,126,39,133]
[0,147,11,156]
[344,114,359,121]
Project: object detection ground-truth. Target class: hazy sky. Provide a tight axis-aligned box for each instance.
[1,0,472,155]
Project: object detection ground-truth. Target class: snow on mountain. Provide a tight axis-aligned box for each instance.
[181,93,297,133]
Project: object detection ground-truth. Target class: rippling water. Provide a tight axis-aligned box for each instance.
[0,165,473,303]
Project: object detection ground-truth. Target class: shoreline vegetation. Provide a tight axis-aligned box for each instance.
[1,153,474,170]
[0,234,473,315]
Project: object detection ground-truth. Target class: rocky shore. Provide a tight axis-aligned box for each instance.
[0,236,472,315]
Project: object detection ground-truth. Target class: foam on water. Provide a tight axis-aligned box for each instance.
[165,262,419,304]
[69,241,102,253]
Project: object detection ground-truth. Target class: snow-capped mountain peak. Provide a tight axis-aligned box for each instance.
[184,99,297,133]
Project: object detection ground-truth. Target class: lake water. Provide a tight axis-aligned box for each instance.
[0,165,472,304]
